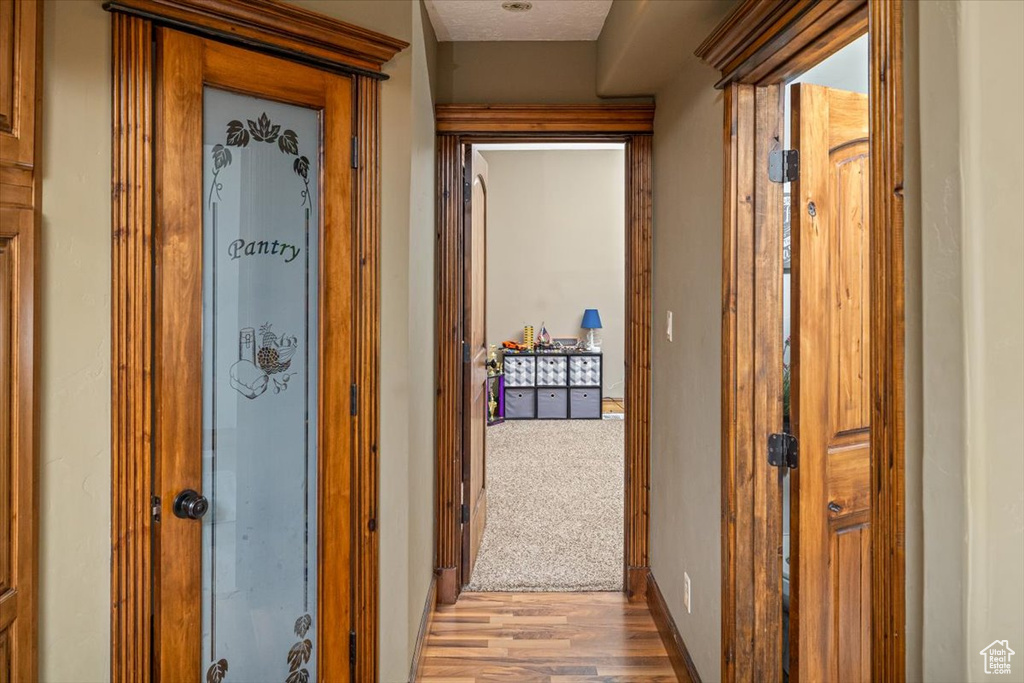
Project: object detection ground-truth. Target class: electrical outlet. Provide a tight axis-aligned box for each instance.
[684,572,691,613]
[667,311,674,342]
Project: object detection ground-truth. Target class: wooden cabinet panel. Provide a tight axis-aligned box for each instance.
[0,0,39,166]
[0,1,40,680]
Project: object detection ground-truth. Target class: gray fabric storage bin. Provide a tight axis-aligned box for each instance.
[504,355,536,387]
[570,388,601,419]
[535,356,568,385]
[536,388,568,419]
[569,355,601,386]
[504,388,536,419]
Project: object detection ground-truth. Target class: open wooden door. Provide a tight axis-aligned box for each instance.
[790,83,871,683]
[462,149,488,584]
[153,29,355,681]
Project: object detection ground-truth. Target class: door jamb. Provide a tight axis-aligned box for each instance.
[433,105,655,604]
[107,2,405,679]
[696,0,905,680]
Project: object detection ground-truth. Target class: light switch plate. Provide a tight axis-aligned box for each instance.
[667,311,673,342]
[684,572,691,613]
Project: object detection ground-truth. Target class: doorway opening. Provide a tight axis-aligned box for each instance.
[461,141,627,593]
[431,104,655,607]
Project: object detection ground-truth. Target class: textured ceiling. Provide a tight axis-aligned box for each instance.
[424,0,613,41]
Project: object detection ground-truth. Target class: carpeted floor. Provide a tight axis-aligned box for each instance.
[465,419,624,592]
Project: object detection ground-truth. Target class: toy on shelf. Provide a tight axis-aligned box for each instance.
[523,324,534,350]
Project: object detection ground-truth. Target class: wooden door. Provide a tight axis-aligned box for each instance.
[462,149,488,583]
[790,83,871,682]
[153,29,354,681]
[0,0,40,680]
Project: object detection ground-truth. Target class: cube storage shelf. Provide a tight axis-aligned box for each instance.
[502,351,602,420]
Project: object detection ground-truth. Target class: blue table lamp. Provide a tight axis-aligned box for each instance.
[581,308,603,351]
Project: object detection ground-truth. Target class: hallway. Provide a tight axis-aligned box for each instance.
[416,592,676,681]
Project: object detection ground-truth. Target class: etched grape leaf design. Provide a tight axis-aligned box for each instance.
[248,112,280,143]
[212,144,232,170]
[206,658,228,683]
[225,120,249,147]
[294,613,312,638]
[293,156,309,180]
[286,639,312,672]
[285,669,309,683]
[278,129,299,155]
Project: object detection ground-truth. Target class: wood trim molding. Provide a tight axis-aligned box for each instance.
[718,82,785,683]
[702,1,905,681]
[433,110,654,605]
[868,1,905,679]
[624,133,653,601]
[409,576,437,682]
[434,133,464,605]
[110,13,154,681]
[104,0,408,78]
[647,570,703,683]
[696,0,867,88]
[353,74,382,682]
[435,104,655,135]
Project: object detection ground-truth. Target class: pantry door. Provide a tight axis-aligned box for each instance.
[153,29,354,682]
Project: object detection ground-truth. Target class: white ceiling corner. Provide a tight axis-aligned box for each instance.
[424,0,613,42]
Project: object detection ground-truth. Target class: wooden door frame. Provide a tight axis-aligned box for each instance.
[106,2,405,679]
[433,105,655,604]
[696,0,904,680]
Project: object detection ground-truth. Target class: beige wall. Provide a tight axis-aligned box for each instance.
[648,55,725,681]
[40,2,112,680]
[482,149,625,396]
[39,1,435,680]
[911,2,1024,680]
[436,41,603,104]
[956,0,1024,678]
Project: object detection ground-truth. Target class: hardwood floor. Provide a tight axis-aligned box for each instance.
[416,592,678,682]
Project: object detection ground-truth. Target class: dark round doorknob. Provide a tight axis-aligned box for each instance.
[173,489,209,520]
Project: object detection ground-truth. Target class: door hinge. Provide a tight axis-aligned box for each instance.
[461,503,469,524]
[463,178,471,201]
[350,136,358,169]
[350,384,358,416]
[768,149,799,183]
[349,630,357,670]
[462,341,470,363]
[768,432,799,469]
[151,495,161,523]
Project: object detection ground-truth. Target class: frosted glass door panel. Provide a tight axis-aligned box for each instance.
[201,87,320,683]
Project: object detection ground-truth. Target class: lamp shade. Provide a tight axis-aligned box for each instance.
[581,308,603,329]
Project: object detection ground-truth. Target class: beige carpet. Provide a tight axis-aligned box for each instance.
[465,419,624,592]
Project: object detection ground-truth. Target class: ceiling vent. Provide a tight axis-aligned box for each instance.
[501,1,533,12]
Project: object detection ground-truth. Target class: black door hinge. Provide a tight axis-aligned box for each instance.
[462,341,470,363]
[351,136,358,169]
[349,630,356,670]
[461,503,469,524]
[350,384,358,416]
[151,495,161,522]
[768,432,799,469]
[768,149,799,183]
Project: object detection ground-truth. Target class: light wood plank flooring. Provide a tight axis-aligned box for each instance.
[417,592,677,682]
